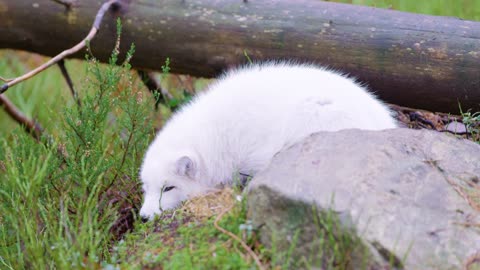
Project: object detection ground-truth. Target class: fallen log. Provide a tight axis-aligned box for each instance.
[1,0,479,113]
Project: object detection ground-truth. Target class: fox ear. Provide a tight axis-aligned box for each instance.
[175,156,196,179]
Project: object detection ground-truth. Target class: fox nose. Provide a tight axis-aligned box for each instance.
[141,216,149,223]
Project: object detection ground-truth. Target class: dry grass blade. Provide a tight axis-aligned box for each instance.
[182,188,235,218]
[181,188,264,269]
[214,205,265,270]
[446,176,480,212]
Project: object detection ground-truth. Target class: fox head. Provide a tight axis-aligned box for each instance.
[139,148,211,220]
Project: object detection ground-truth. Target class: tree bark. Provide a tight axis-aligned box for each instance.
[1,0,480,113]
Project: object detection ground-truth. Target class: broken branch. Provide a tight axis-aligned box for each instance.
[137,70,171,108]
[58,59,81,107]
[0,0,119,94]
[0,95,43,141]
[51,0,77,9]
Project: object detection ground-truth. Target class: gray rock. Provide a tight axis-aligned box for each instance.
[445,121,467,133]
[247,128,480,270]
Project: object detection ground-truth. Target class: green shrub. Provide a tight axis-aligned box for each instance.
[0,20,155,269]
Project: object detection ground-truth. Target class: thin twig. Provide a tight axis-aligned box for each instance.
[408,111,437,130]
[0,0,119,95]
[214,205,265,270]
[51,0,77,9]
[137,70,171,108]
[454,221,480,229]
[439,129,470,136]
[58,60,81,107]
[0,94,68,162]
[0,94,43,141]
[59,64,80,107]
[103,122,135,194]
[0,76,12,82]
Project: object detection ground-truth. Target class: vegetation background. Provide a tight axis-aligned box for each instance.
[1,1,479,269]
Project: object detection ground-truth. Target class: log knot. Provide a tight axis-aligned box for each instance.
[0,84,8,94]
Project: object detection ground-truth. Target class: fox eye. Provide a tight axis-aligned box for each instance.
[163,186,176,192]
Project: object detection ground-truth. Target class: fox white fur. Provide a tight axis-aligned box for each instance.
[139,62,397,219]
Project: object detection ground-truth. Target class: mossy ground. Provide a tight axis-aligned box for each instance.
[108,188,269,270]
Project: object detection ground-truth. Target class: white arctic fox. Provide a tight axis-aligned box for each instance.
[139,62,397,219]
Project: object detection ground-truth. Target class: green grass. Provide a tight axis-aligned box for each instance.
[460,108,480,142]
[105,187,381,270]
[332,0,480,21]
[0,21,157,268]
[0,51,84,137]
[0,23,245,269]
[107,195,264,270]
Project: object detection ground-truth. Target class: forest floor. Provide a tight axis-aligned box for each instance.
[391,104,479,142]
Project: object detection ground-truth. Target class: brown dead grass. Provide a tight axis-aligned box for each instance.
[181,188,236,219]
